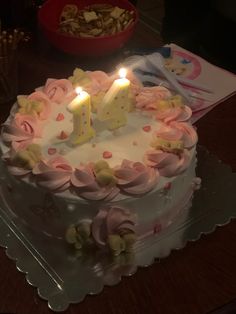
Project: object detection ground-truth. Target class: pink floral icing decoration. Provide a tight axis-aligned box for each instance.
[28,91,51,120]
[155,123,182,141]
[156,105,192,123]
[86,71,113,95]
[1,113,42,151]
[135,86,171,110]
[33,156,73,192]
[43,78,74,104]
[155,122,197,149]
[114,159,159,195]
[91,207,136,247]
[144,149,190,177]
[71,164,119,201]
[168,121,198,149]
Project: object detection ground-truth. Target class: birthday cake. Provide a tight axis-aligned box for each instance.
[0,67,199,256]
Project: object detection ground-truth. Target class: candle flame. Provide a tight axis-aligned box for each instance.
[119,68,127,79]
[75,86,82,94]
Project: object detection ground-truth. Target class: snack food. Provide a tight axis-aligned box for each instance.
[0,68,200,256]
[59,3,135,37]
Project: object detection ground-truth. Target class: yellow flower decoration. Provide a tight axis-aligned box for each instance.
[68,68,91,88]
[108,231,136,256]
[156,95,184,111]
[150,137,184,154]
[65,221,92,250]
[12,144,42,169]
[17,96,43,116]
[94,160,117,187]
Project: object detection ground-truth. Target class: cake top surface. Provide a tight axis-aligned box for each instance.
[0,67,197,201]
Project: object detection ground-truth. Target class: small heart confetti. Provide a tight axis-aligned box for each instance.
[56,113,65,121]
[57,131,68,140]
[142,125,151,132]
[48,148,57,155]
[103,151,112,159]
[164,182,172,190]
[153,223,162,234]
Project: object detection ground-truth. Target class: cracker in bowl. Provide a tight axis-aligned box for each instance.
[58,3,135,37]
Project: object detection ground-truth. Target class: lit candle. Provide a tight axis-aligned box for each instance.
[98,68,130,130]
[67,87,95,145]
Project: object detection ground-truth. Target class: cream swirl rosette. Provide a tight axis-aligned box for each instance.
[92,207,137,255]
[1,113,42,151]
[144,149,190,177]
[71,164,120,201]
[135,86,171,110]
[43,78,74,104]
[33,156,73,192]
[114,159,159,195]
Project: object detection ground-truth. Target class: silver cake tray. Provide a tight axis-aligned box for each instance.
[0,145,236,312]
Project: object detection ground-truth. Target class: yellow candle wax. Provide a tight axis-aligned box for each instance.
[98,68,130,130]
[67,87,95,145]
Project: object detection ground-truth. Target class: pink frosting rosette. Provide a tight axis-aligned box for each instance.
[1,113,42,151]
[33,156,73,192]
[168,121,198,149]
[135,86,171,110]
[114,159,159,195]
[91,206,136,247]
[71,164,120,201]
[86,71,113,95]
[43,78,74,104]
[155,122,197,149]
[155,123,183,141]
[156,105,192,123]
[28,91,51,120]
[144,149,190,177]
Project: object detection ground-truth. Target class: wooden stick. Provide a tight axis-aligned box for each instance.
[2,30,7,40]
[2,38,7,57]
[19,31,24,41]
[8,39,13,53]
[12,29,18,49]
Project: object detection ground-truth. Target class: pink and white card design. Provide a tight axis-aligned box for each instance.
[166,44,236,123]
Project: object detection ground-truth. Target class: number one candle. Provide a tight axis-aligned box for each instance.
[98,68,130,130]
[67,87,95,145]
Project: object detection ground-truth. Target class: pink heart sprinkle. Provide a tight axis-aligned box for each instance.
[48,148,57,155]
[57,131,68,140]
[142,125,151,132]
[153,223,162,234]
[164,182,172,190]
[56,113,65,121]
[103,151,112,159]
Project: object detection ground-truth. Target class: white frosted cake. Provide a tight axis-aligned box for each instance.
[0,68,200,256]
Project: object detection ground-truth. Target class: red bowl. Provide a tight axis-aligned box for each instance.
[38,0,139,56]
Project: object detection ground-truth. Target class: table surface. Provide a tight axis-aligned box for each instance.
[1,20,236,314]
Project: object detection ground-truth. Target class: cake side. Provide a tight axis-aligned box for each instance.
[0,146,197,238]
